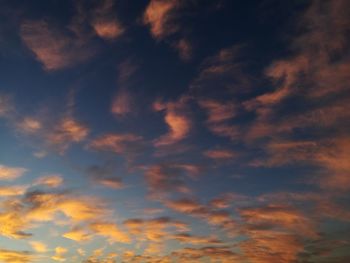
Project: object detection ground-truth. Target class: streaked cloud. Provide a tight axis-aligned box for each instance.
[88,133,143,155]
[0,249,33,263]
[0,165,27,181]
[0,185,28,196]
[204,149,236,160]
[33,174,63,188]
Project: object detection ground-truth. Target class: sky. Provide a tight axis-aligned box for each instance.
[0,0,350,262]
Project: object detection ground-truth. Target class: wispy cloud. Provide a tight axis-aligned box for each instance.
[153,96,192,146]
[0,164,27,181]
[20,20,94,71]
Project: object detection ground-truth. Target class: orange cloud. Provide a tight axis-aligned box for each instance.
[111,89,133,117]
[89,222,130,244]
[143,0,180,39]
[0,165,27,181]
[153,97,192,146]
[34,174,63,188]
[173,38,192,61]
[0,185,28,196]
[124,217,188,242]
[0,249,33,263]
[52,246,67,262]
[29,241,47,253]
[63,228,91,242]
[88,133,143,155]
[143,164,198,196]
[20,20,93,71]
[16,117,42,134]
[204,149,236,159]
[90,0,124,40]
[48,117,89,153]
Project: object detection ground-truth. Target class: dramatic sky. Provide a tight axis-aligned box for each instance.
[0,0,350,262]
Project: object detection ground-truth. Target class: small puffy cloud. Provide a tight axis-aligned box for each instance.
[0,165,27,181]
[29,241,47,253]
[143,0,180,39]
[48,117,89,153]
[153,97,192,146]
[34,174,63,188]
[89,222,130,244]
[92,19,124,40]
[52,246,67,262]
[90,0,124,40]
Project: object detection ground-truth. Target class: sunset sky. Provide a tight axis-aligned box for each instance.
[0,0,350,262]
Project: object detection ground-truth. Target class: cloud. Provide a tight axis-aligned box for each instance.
[24,191,108,223]
[0,165,27,181]
[93,177,124,189]
[29,241,47,253]
[47,117,89,153]
[63,228,92,242]
[89,222,130,244]
[197,98,239,140]
[20,20,94,71]
[198,99,236,124]
[238,204,318,263]
[153,97,192,146]
[171,246,239,262]
[204,149,237,160]
[0,210,32,239]
[34,174,63,188]
[0,185,28,196]
[173,38,192,61]
[124,216,188,242]
[143,164,199,196]
[111,89,133,117]
[0,249,33,263]
[52,246,67,262]
[16,117,42,134]
[172,233,222,245]
[90,0,124,40]
[143,0,180,39]
[88,133,143,156]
